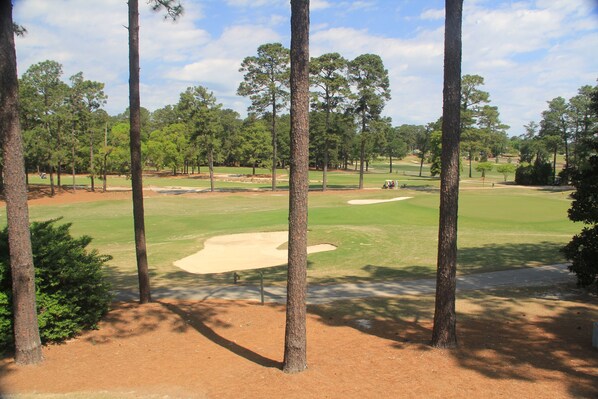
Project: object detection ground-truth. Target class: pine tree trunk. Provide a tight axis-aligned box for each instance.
[209,148,215,192]
[283,0,309,374]
[552,147,557,185]
[103,123,108,192]
[468,149,472,178]
[0,0,43,365]
[359,135,365,189]
[271,97,278,191]
[128,0,151,304]
[322,142,328,191]
[322,109,330,191]
[89,130,95,192]
[72,125,77,190]
[419,155,425,177]
[49,168,55,197]
[432,0,463,349]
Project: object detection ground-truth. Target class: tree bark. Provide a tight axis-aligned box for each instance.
[322,141,328,191]
[431,0,463,349]
[322,109,330,191]
[0,0,44,365]
[208,147,215,192]
[89,128,95,191]
[103,123,108,192]
[283,0,309,374]
[128,0,151,304]
[271,95,278,191]
[359,135,365,189]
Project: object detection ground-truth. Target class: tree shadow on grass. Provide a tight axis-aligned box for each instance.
[458,241,567,273]
[158,301,281,369]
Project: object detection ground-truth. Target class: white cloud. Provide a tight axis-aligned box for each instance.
[224,0,286,8]
[460,0,598,130]
[312,0,334,11]
[420,8,444,20]
[312,26,445,125]
[12,0,598,132]
[344,1,378,12]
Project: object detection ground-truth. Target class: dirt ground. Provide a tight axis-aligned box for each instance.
[1,186,597,398]
[1,293,597,399]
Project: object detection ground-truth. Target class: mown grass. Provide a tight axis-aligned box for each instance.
[0,169,577,292]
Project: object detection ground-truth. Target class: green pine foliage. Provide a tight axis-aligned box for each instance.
[0,219,112,351]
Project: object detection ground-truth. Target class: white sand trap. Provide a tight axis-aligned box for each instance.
[174,231,336,274]
[348,196,413,205]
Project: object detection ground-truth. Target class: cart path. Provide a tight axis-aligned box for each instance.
[115,263,574,304]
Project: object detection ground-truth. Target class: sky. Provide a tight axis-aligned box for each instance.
[12,0,598,136]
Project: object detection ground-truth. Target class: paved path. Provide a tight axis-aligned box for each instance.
[116,264,574,304]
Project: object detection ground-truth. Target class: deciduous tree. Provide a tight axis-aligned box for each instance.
[177,86,222,191]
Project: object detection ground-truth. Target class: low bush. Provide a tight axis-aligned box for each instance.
[0,219,112,351]
[515,161,552,185]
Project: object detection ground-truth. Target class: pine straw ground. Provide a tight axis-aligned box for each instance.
[1,288,597,399]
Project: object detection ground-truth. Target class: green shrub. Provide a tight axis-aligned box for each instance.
[562,150,598,292]
[0,219,112,351]
[515,161,552,185]
[562,226,598,290]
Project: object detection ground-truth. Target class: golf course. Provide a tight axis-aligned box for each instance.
[3,157,578,292]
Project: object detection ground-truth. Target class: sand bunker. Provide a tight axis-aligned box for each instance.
[174,231,336,274]
[348,197,413,205]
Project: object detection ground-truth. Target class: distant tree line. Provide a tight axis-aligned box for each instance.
[511,84,598,185]
[4,57,595,195]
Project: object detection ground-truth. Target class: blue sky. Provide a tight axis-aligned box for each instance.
[13,0,598,136]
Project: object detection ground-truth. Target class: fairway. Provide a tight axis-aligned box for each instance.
[0,179,577,293]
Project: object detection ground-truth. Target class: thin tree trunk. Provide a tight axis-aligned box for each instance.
[49,167,55,197]
[209,148,215,192]
[103,123,108,192]
[271,96,278,191]
[89,129,95,192]
[0,0,43,365]
[359,135,365,189]
[128,0,151,304]
[322,142,328,191]
[552,147,557,185]
[56,123,62,191]
[468,149,472,178]
[322,109,330,191]
[72,124,76,191]
[432,0,463,349]
[389,154,393,173]
[419,155,425,177]
[284,0,309,374]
